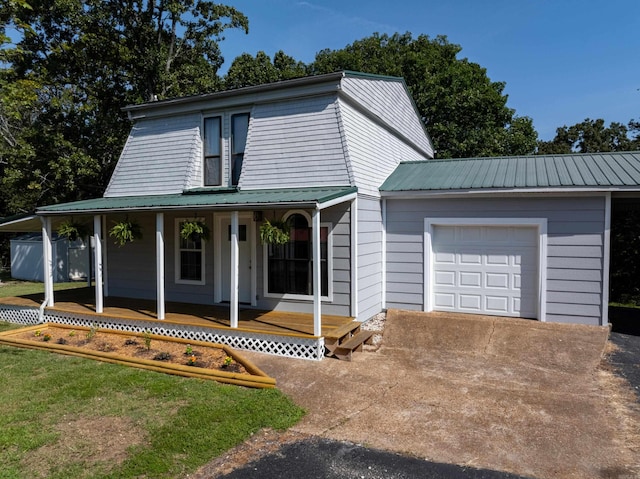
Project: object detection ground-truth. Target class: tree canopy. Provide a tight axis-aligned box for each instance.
[0,0,248,214]
[537,118,640,154]
[224,50,307,90]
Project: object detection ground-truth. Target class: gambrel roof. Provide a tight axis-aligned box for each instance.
[105,71,433,198]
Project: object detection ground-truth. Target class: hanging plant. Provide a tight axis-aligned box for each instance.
[109,217,143,246]
[57,219,91,242]
[259,218,290,245]
[180,220,210,242]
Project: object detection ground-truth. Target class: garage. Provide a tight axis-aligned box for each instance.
[427,223,541,318]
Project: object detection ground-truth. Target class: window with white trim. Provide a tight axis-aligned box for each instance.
[266,212,330,297]
[175,218,205,284]
[203,116,222,186]
[231,113,249,186]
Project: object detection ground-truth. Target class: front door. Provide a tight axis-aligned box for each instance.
[220,218,252,304]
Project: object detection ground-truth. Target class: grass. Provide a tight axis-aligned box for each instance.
[0,321,305,479]
[0,269,89,298]
[0,280,87,298]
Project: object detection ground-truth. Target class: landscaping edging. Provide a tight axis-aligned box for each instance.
[0,323,276,389]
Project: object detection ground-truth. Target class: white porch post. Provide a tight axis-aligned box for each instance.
[230,210,239,328]
[102,215,109,297]
[312,207,321,336]
[42,217,54,307]
[93,215,103,313]
[156,213,165,320]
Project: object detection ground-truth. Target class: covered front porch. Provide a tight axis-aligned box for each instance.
[0,186,359,360]
[0,288,354,360]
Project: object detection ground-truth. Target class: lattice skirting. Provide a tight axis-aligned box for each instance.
[0,305,324,361]
[0,305,40,325]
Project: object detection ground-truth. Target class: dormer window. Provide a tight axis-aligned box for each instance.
[203,116,222,186]
[231,113,249,186]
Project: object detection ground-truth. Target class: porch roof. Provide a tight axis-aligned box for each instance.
[35,186,358,215]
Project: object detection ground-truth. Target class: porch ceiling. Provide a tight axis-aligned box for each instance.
[35,186,358,215]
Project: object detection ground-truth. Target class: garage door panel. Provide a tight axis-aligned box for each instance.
[460,271,481,287]
[486,272,508,289]
[434,293,455,308]
[434,251,455,263]
[485,295,509,313]
[486,254,509,266]
[434,270,455,286]
[431,225,538,318]
[459,226,482,242]
[459,294,482,310]
[460,253,482,264]
[433,226,455,243]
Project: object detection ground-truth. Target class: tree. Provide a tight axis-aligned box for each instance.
[0,0,248,214]
[537,118,640,154]
[309,32,537,159]
[224,50,308,89]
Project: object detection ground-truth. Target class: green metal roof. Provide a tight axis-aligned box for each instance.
[380,152,640,192]
[36,186,357,215]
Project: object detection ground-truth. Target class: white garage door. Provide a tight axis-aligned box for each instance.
[431,225,538,318]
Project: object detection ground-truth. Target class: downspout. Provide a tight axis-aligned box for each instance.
[38,217,51,323]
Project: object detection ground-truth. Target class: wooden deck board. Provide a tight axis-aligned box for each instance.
[0,288,353,338]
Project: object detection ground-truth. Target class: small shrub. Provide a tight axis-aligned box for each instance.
[56,338,67,345]
[143,330,152,351]
[184,345,193,356]
[223,356,233,367]
[42,333,51,342]
[124,338,138,346]
[153,352,172,361]
[34,330,41,337]
[68,330,76,337]
[86,324,97,341]
[186,355,197,366]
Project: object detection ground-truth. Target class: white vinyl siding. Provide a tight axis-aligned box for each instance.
[357,196,384,320]
[105,114,201,197]
[239,95,352,189]
[341,76,433,157]
[339,101,430,196]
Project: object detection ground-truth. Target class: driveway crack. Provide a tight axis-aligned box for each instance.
[484,318,497,354]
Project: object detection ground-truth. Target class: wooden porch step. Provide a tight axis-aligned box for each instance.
[332,330,375,361]
[324,321,362,357]
[325,319,375,361]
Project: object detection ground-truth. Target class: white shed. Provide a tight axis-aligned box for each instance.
[10,233,90,283]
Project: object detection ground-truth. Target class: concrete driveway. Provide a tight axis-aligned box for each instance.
[234,310,640,479]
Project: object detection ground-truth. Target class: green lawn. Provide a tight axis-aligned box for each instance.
[0,321,304,479]
[0,272,88,298]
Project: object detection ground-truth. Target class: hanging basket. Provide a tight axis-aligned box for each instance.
[180,220,210,242]
[57,219,91,242]
[259,219,290,245]
[109,218,143,246]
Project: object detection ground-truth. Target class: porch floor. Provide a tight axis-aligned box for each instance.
[0,287,353,339]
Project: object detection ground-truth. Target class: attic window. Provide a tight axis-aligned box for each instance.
[203,116,222,186]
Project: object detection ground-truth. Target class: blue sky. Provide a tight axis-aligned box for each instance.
[219,0,640,141]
